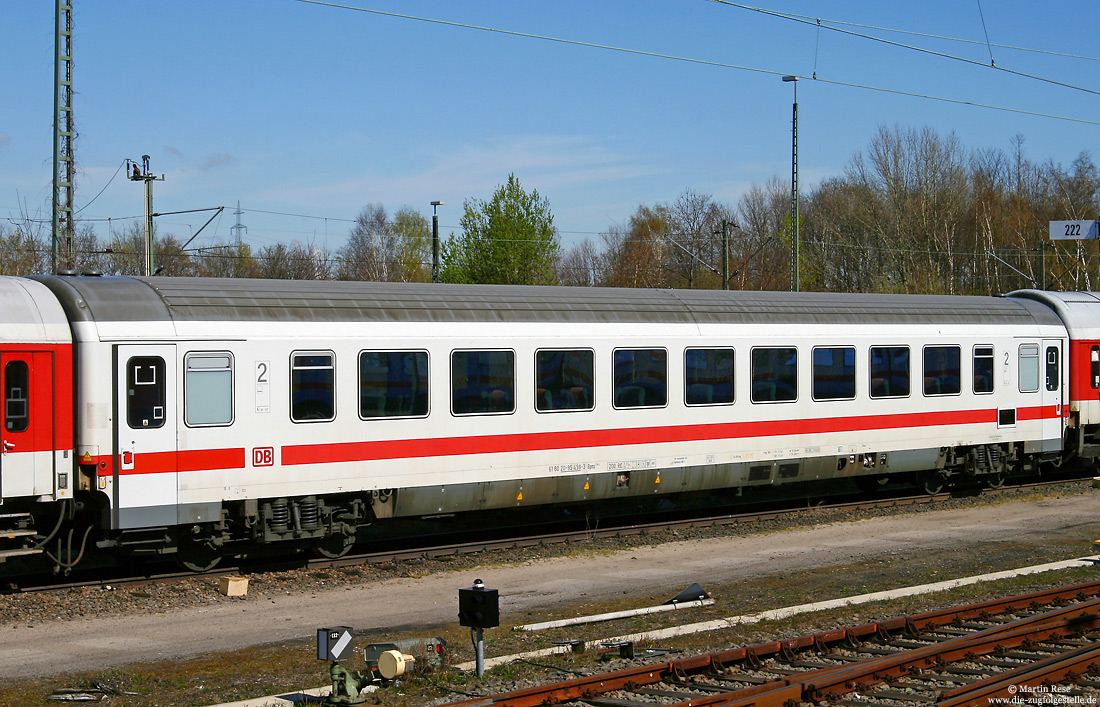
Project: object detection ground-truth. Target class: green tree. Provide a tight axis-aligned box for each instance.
[441,174,560,285]
[391,206,431,282]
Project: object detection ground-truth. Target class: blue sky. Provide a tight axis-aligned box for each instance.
[2,1,1097,255]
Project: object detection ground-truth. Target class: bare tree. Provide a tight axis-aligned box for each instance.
[338,204,391,281]
[600,206,671,288]
[558,237,601,287]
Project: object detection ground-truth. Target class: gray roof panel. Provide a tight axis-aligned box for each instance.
[30,275,1063,328]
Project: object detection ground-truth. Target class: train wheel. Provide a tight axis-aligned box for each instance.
[314,532,356,559]
[176,539,222,572]
[918,472,944,495]
[985,472,1006,489]
[856,475,889,493]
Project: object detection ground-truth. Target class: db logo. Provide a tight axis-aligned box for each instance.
[252,447,275,467]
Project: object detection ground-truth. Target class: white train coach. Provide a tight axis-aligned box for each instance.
[0,274,1096,572]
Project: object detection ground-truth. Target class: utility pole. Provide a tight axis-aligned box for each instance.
[783,75,800,292]
[52,0,75,273]
[721,220,730,291]
[128,155,164,276]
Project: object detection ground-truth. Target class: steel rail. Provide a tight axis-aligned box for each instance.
[937,641,1100,706]
[793,612,1100,705]
[436,581,1100,707]
[659,606,1100,706]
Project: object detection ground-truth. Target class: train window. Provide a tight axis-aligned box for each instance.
[1091,346,1099,389]
[535,349,594,412]
[3,360,28,433]
[359,351,429,418]
[812,347,855,401]
[291,351,335,422]
[185,353,234,426]
[923,346,961,396]
[1046,346,1059,392]
[751,347,797,403]
[973,346,994,394]
[685,348,734,406]
[127,356,166,429]
[1019,344,1039,393]
[870,346,909,398]
[614,349,667,408]
[452,350,515,415]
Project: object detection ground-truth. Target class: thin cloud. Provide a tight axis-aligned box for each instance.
[201,152,233,171]
[261,134,658,210]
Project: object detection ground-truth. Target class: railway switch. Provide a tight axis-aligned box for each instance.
[317,630,445,704]
[317,626,368,705]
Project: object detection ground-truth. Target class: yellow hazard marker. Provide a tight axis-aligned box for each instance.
[81,452,92,463]
[516,492,523,501]
[655,474,661,484]
[583,481,590,490]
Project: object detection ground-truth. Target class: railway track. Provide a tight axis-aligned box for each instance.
[437,581,1100,707]
[6,476,1089,594]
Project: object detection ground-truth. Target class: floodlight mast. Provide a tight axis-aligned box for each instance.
[431,200,445,283]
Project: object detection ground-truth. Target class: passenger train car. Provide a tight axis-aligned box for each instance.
[0,274,1097,572]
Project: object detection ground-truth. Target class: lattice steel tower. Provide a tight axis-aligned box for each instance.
[52,0,75,272]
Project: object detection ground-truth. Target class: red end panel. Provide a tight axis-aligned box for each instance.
[1069,339,1100,406]
[0,343,74,454]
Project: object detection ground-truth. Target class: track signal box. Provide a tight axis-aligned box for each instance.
[458,583,499,629]
[317,626,354,662]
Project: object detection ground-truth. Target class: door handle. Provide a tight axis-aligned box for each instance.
[3,441,14,451]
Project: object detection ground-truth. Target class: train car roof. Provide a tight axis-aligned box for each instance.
[30,275,1063,327]
[1008,290,1100,336]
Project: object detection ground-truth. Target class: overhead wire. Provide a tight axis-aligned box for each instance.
[728,7,1100,64]
[974,0,996,67]
[707,0,1100,98]
[292,0,1100,126]
[74,160,127,215]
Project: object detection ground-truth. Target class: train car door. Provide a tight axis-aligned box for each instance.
[1043,339,1064,451]
[0,351,54,498]
[114,345,177,529]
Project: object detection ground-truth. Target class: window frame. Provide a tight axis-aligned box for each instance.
[1019,344,1040,393]
[750,346,798,404]
[972,345,994,395]
[358,349,430,420]
[534,348,595,413]
[613,347,668,409]
[811,346,856,402]
[869,345,910,400]
[922,345,962,397]
[184,351,235,427]
[451,349,516,416]
[684,347,735,407]
[290,350,336,423]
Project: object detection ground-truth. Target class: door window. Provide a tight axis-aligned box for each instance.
[127,357,166,429]
[1046,346,1060,392]
[4,360,29,433]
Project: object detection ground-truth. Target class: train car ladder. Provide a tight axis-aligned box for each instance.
[0,512,42,562]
